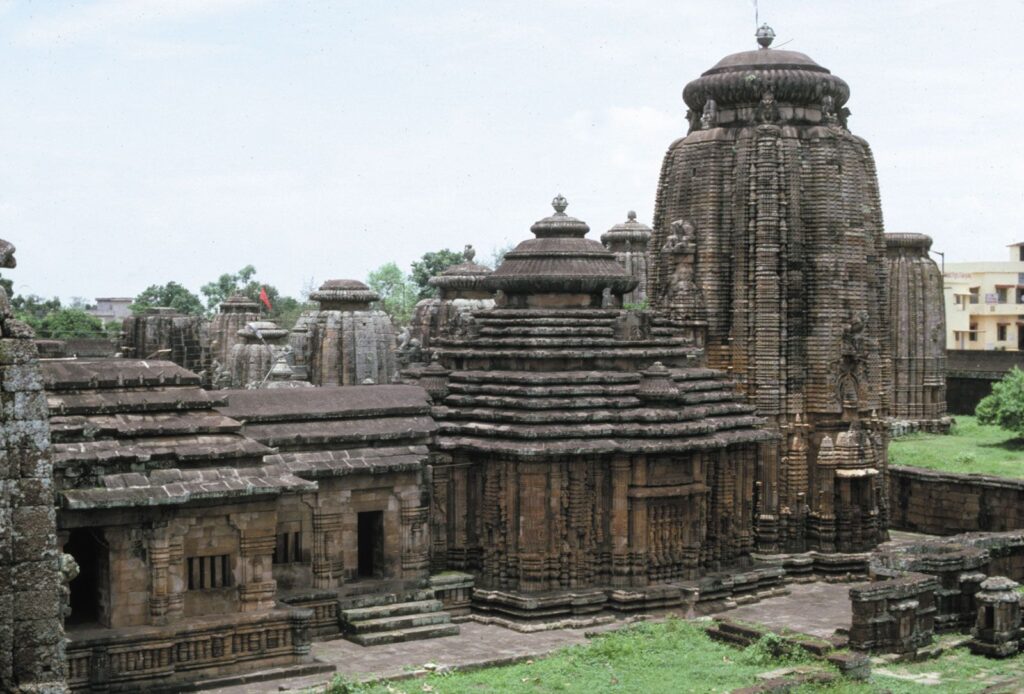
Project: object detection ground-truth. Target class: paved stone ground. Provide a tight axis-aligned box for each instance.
[202,537,955,694]
[201,621,612,693]
[726,580,864,639]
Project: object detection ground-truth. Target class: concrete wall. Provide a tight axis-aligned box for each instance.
[890,466,1024,535]
[946,349,1024,414]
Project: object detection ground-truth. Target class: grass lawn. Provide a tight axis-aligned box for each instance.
[889,415,1024,478]
[320,621,1024,694]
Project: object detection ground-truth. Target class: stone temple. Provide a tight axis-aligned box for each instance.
[648,31,891,554]
[4,27,990,694]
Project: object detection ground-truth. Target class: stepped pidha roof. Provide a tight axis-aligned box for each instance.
[425,197,773,460]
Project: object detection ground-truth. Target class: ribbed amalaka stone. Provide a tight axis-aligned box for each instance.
[209,294,260,369]
[0,238,68,693]
[885,233,948,429]
[417,198,772,616]
[407,245,495,354]
[305,280,398,386]
[226,320,290,389]
[648,30,891,554]
[601,211,652,306]
[121,308,211,383]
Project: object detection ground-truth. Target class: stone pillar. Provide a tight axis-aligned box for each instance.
[231,515,277,613]
[310,508,343,590]
[0,241,68,694]
[400,495,429,576]
[610,456,631,586]
[517,468,548,592]
[148,525,184,625]
[629,457,649,585]
[429,464,450,572]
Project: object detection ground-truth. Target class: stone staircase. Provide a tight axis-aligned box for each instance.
[339,589,460,646]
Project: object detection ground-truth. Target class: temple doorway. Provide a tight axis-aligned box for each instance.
[357,511,384,578]
[65,528,109,626]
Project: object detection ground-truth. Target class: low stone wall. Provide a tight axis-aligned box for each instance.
[65,608,312,692]
[890,466,1024,535]
[848,572,938,653]
[946,349,1024,414]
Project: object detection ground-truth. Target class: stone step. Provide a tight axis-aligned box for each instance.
[348,623,460,647]
[347,610,453,634]
[337,589,434,610]
[341,599,443,623]
[478,326,615,337]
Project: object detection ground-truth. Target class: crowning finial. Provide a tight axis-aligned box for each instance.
[756,23,775,49]
[627,210,637,222]
[552,194,568,214]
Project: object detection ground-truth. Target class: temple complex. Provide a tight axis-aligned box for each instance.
[601,211,652,306]
[302,280,398,386]
[409,198,773,625]
[884,233,949,431]
[648,30,891,553]
[6,23,982,694]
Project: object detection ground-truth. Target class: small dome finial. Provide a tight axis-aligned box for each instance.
[552,194,568,214]
[756,23,775,49]
[627,210,637,222]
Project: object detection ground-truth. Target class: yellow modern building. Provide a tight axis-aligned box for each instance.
[944,243,1024,350]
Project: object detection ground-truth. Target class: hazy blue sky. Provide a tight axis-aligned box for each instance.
[1,0,1021,302]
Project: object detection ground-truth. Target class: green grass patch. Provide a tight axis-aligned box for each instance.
[320,620,1024,694]
[890,416,1024,478]
[323,619,822,694]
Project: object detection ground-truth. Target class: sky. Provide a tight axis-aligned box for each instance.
[0,0,1021,302]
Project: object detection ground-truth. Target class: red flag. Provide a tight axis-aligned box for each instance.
[258,286,272,311]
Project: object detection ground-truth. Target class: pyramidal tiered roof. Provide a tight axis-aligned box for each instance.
[426,198,772,459]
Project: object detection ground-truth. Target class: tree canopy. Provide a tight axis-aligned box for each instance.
[976,367,1024,438]
[410,249,465,300]
[130,282,205,316]
[34,309,106,339]
[367,262,417,326]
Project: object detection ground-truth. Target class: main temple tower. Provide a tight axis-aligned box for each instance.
[648,26,892,553]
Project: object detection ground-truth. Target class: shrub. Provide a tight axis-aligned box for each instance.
[976,367,1024,438]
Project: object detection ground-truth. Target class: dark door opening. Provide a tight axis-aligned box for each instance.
[357,511,384,578]
[65,528,109,626]
[1017,325,1024,351]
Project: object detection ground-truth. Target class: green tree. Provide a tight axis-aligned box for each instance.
[199,265,307,327]
[10,294,62,327]
[410,249,465,300]
[976,367,1024,438]
[488,241,515,269]
[367,262,417,326]
[36,309,105,339]
[200,264,258,311]
[130,282,205,316]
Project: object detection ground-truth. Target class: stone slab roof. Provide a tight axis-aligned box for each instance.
[62,465,315,510]
[218,385,432,422]
[42,359,272,486]
[264,445,428,479]
[217,385,436,453]
[42,359,203,390]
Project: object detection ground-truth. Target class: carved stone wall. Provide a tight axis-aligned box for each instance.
[647,40,891,554]
[121,308,210,381]
[890,466,1024,535]
[885,233,947,426]
[0,240,68,693]
[209,294,260,369]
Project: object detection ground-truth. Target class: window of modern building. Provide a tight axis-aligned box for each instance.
[997,287,1009,304]
[969,322,979,341]
[998,323,1009,341]
[187,554,232,590]
[969,287,980,304]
